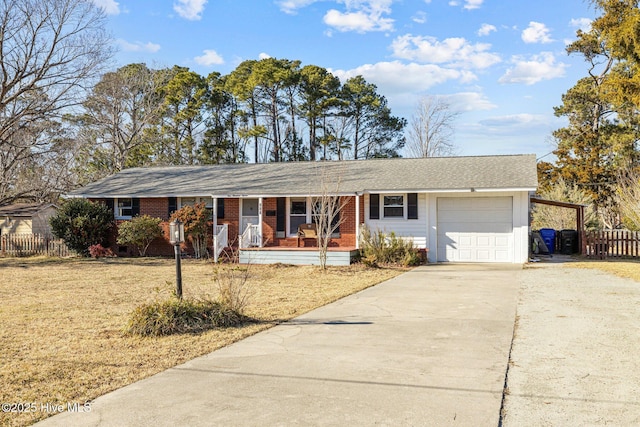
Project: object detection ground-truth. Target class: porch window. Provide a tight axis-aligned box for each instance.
[289,198,307,235]
[383,195,404,218]
[203,197,214,220]
[312,198,341,237]
[180,197,196,207]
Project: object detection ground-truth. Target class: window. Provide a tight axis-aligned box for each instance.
[202,197,214,220]
[117,198,133,218]
[383,195,404,218]
[178,197,218,220]
[180,197,196,207]
[312,198,341,237]
[289,198,307,235]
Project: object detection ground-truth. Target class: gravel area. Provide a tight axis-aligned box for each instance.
[502,262,640,426]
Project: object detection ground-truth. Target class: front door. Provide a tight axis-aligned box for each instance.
[241,198,259,233]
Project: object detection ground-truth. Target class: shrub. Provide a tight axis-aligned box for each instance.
[213,264,253,314]
[116,215,163,256]
[124,295,247,337]
[50,199,113,256]
[170,202,209,259]
[88,244,115,258]
[359,226,422,267]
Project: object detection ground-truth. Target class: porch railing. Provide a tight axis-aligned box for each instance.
[214,224,228,259]
[239,224,261,249]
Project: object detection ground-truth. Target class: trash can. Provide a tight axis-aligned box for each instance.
[560,229,578,254]
[539,228,556,254]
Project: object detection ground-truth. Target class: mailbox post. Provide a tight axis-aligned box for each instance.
[169,219,184,299]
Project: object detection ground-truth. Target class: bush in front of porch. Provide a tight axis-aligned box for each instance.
[359,226,422,267]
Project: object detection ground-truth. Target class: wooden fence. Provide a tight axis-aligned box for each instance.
[584,230,640,259]
[0,233,71,257]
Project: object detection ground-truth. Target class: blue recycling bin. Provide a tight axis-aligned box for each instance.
[539,228,556,254]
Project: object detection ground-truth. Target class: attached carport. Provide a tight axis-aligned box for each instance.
[529,197,587,255]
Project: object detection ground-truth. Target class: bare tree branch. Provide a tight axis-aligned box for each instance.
[0,0,112,204]
[405,95,460,158]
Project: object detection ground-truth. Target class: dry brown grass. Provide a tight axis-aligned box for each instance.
[0,257,403,427]
[568,259,640,282]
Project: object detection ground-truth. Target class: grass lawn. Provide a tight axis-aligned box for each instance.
[0,257,403,427]
[569,258,640,281]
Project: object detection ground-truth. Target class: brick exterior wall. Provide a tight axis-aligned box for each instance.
[91,195,364,257]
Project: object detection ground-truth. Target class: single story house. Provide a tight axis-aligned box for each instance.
[65,154,538,265]
[0,203,58,236]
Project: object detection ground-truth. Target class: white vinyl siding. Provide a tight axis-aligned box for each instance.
[364,193,428,248]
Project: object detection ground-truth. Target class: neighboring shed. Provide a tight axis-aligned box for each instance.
[0,203,58,236]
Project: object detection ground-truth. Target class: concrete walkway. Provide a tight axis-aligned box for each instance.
[36,264,522,427]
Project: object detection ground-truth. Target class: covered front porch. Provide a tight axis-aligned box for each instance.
[210,194,363,264]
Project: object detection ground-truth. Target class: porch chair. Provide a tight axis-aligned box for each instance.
[297,223,318,247]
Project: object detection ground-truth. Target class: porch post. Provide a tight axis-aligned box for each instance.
[258,197,264,248]
[355,194,360,249]
[213,196,218,263]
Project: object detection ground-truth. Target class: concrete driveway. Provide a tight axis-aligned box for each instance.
[502,262,640,426]
[36,264,522,427]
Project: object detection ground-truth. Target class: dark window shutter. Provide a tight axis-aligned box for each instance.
[276,197,286,234]
[369,194,380,220]
[168,197,177,218]
[131,198,140,217]
[217,198,225,219]
[408,193,418,220]
[104,198,114,214]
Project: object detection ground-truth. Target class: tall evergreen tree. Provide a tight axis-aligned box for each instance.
[552,0,640,226]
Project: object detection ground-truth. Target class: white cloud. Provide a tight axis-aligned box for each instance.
[116,39,161,53]
[194,50,224,66]
[330,61,476,95]
[324,10,393,32]
[258,52,271,59]
[92,0,120,15]
[323,0,395,33]
[570,17,592,32]
[499,52,567,85]
[412,11,427,24]
[463,0,483,10]
[522,21,552,44]
[390,34,501,69]
[443,92,496,111]
[276,0,320,14]
[478,114,551,133]
[173,0,207,21]
[477,23,496,36]
[449,0,483,9]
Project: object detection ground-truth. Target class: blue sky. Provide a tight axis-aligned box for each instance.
[92,0,598,160]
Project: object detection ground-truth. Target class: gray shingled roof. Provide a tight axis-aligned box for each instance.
[66,155,538,198]
[0,203,57,216]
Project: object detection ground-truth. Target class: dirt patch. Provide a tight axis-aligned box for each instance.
[502,263,640,425]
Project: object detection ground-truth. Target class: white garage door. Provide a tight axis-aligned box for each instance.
[437,197,513,262]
